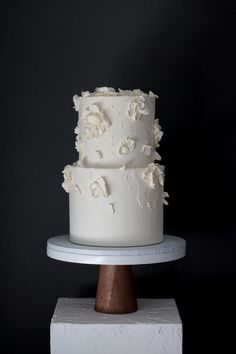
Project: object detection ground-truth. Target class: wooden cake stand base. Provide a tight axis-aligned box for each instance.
[95,265,137,314]
[47,235,186,314]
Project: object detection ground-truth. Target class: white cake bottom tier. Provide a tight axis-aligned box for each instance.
[69,166,164,246]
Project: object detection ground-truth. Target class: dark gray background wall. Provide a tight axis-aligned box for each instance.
[1,1,235,353]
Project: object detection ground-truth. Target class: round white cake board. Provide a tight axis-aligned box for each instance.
[47,235,186,265]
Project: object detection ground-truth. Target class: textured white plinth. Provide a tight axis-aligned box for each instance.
[51,298,182,354]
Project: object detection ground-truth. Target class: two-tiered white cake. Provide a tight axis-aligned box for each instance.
[62,87,168,246]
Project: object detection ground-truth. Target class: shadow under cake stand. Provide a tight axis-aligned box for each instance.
[47,235,186,314]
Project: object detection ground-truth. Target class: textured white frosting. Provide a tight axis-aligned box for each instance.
[74,93,163,168]
[80,87,159,98]
[68,165,164,246]
[62,87,167,246]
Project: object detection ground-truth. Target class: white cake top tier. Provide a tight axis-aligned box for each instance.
[73,87,163,168]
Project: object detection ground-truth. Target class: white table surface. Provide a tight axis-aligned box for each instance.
[47,235,186,265]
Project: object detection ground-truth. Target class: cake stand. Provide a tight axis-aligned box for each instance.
[47,234,186,314]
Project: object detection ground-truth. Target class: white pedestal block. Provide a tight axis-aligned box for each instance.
[51,298,182,354]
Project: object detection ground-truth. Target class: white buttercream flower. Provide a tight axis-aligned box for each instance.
[94,87,117,96]
[141,144,152,156]
[73,95,80,111]
[75,136,84,155]
[62,165,82,193]
[149,91,159,99]
[62,165,74,193]
[82,104,111,139]
[142,163,164,189]
[118,137,136,155]
[163,192,169,205]
[74,126,84,160]
[74,126,79,135]
[90,177,109,198]
[153,119,163,147]
[128,96,149,120]
[81,91,90,97]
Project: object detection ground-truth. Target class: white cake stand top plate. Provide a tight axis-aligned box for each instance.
[47,235,186,265]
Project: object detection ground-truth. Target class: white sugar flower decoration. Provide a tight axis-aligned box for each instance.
[141,144,152,156]
[75,136,84,156]
[128,96,149,120]
[153,119,163,147]
[82,104,111,139]
[62,165,82,193]
[90,177,109,198]
[62,165,74,193]
[94,87,117,96]
[142,163,164,189]
[163,192,169,205]
[141,145,161,160]
[81,91,90,97]
[73,95,80,111]
[74,126,84,160]
[149,91,159,99]
[74,126,79,135]
[118,137,136,155]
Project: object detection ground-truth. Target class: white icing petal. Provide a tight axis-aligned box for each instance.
[108,203,115,214]
[128,96,149,120]
[153,119,163,147]
[62,165,73,193]
[141,144,152,156]
[163,192,169,205]
[74,184,82,193]
[62,165,73,179]
[62,181,70,193]
[81,91,90,97]
[74,126,80,135]
[62,165,82,193]
[89,104,100,114]
[82,104,111,139]
[95,150,103,159]
[90,177,109,198]
[75,135,84,158]
[74,126,85,161]
[73,95,80,111]
[152,150,161,161]
[118,137,136,155]
[94,87,117,95]
[149,91,159,99]
[142,163,164,189]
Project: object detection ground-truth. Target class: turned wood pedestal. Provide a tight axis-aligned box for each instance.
[95,265,137,314]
